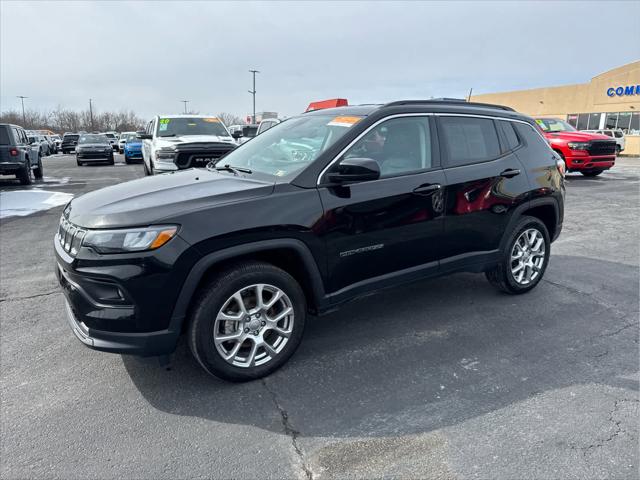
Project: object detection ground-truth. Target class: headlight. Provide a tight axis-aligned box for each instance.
[568,142,590,150]
[82,225,178,253]
[155,147,176,160]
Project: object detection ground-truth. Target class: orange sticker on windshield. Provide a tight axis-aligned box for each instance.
[203,117,220,123]
[327,116,361,127]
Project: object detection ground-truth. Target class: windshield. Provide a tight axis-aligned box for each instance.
[121,133,138,142]
[535,118,576,133]
[63,134,79,141]
[215,114,363,178]
[242,126,258,137]
[79,134,109,144]
[156,117,229,137]
[105,133,116,139]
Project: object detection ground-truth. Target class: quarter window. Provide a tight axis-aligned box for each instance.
[499,120,520,151]
[342,116,432,178]
[439,116,500,167]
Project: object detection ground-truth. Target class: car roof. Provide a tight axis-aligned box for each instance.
[303,100,525,120]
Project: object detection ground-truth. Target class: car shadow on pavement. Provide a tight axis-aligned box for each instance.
[122,254,639,438]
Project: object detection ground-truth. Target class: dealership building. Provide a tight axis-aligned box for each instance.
[471,61,640,155]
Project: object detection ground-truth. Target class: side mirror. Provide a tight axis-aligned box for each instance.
[231,130,243,139]
[138,133,152,140]
[326,157,380,184]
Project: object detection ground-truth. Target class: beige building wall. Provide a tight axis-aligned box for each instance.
[471,61,640,155]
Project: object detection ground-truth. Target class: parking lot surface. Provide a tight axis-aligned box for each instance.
[1,154,638,479]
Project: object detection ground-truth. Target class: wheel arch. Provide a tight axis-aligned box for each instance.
[169,239,326,333]
[500,198,560,251]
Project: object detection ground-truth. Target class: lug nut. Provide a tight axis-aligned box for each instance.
[244,328,250,333]
[260,321,266,326]
[253,331,259,336]
[256,313,261,318]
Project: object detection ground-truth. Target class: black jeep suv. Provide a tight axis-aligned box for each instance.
[55,100,565,381]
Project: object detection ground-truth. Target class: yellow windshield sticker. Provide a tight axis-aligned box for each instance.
[327,116,361,127]
[159,118,170,131]
[203,117,220,123]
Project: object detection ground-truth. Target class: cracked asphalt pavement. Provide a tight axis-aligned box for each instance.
[1,154,638,479]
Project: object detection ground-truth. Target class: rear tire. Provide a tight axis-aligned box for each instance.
[188,261,307,382]
[485,216,550,294]
[34,155,43,179]
[17,160,33,185]
[581,170,603,177]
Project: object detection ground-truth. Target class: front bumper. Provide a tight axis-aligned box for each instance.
[565,154,615,171]
[77,152,112,161]
[54,234,192,356]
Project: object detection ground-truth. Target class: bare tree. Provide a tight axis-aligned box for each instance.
[0,107,146,133]
[217,112,245,127]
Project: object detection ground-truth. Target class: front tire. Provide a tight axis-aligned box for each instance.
[581,170,603,177]
[188,261,307,382]
[485,216,550,294]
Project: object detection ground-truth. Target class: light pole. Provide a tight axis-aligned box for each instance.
[17,96,27,126]
[249,69,259,124]
[89,98,94,131]
[180,100,189,114]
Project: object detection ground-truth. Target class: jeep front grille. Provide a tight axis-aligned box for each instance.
[58,217,86,256]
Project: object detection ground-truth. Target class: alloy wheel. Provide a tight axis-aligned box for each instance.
[510,228,545,285]
[213,284,294,368]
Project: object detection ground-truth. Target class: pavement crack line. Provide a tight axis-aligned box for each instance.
[582,398,638,456]
[0,290,59,303]
[261,378,313,480]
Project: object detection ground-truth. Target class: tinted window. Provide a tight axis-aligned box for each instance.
[500,121,520,151]
[343,116,432,177]
[12,128,22,145]
[630,113,639,135]
[567,114,578,128]
[79,134,109,144]
[617,112,632,133]
[513,122,553,159]
[440,116,500,167]
[0,126,11,145]
[156,117,229,137]
[605,113,618,129]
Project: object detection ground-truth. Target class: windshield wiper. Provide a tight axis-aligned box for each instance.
[209,163,252,175]
[158,134,176,137]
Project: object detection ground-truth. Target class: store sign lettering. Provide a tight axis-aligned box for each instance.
[606,85,640,97]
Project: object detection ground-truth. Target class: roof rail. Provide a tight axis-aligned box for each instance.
[382,99,515,112]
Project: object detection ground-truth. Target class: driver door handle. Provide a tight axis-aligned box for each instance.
[413,183,442,195]
[500,168,521,178]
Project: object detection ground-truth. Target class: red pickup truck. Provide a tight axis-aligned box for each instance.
[534,118,616,177]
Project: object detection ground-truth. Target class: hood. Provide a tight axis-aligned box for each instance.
[66,169,274,229]
[544,130,611,142]
[155,134,235,147]
[125,141,142,147]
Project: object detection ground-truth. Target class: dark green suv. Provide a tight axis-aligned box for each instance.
[0,124,43,185]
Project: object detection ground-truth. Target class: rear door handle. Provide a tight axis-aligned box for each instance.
[413,183,442,195]
[500,168,521,178]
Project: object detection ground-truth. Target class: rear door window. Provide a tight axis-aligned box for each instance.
[0,126,11,145]
[439,116,500,167]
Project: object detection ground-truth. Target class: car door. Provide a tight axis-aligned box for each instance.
[317,115,446,294]
[142,119,154,167]
[437,115,531,271]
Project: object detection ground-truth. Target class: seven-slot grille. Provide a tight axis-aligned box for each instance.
[587,140,616,156]
[58,216,86,256]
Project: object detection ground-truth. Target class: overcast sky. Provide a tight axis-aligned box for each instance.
[2,1,639,120]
